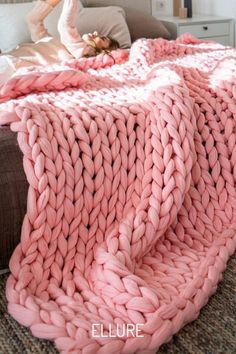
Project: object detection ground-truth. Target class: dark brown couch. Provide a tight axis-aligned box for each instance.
[0,127,27,269]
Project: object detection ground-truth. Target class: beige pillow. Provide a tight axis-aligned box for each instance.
[77,7,131,48]
[123,7,170,42]
[46,4,131,49]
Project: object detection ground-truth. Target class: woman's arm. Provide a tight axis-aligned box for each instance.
[58,0,95,58]
[26,0,60,42]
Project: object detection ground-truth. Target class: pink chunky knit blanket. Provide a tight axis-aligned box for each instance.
[0,35,236,354]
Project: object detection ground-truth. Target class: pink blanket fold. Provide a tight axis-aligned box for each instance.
[1,35,236,354]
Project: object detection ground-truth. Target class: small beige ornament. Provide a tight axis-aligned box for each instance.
[173,0,181,17]
[179,7,188,19]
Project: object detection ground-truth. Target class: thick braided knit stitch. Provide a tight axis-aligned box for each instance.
[1,35,236,354]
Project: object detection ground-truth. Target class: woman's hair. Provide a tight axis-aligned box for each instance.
[105,36,120,51]
[102,37,120,63]
[86,36,120,58]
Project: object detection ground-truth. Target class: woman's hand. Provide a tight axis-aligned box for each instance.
[87,32,99,40]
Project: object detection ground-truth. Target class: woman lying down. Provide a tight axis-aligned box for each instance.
[0,0,119,85]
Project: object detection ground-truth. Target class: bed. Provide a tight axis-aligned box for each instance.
[0,0,170,270]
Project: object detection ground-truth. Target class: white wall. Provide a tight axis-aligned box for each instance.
[193,0,236,17]
[162,0,236,45]
[164,0,236,16]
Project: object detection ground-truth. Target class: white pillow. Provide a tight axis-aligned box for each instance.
[0,1,131,53]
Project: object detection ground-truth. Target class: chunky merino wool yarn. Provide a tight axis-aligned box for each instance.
[0,35,236,354]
